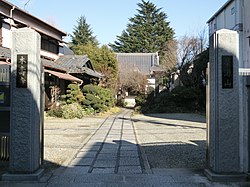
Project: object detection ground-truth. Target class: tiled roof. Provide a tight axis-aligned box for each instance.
[41,58,66,72]
[55,55,89,73]
[0,47,11,59]
[0,48,101,78]
[44,69,82,83]
[1,0,67,36]
[82,67,103,78]
[116,53,159,75]
[54,55,102,78]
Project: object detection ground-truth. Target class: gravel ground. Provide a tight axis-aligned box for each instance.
[132,113,206,170]
[43,116,106,170]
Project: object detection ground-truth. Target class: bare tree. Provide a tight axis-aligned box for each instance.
[177,28,208,87]
[119,63,148,95]
[161,39,178,71]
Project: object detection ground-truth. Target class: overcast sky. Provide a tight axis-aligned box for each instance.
[8,0,228,45]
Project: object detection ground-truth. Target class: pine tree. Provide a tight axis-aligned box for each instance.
[70,16,98,46]
[109,0,174,55]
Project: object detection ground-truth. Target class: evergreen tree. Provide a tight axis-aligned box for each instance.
[70,16,98,46]
[109,0,174,56]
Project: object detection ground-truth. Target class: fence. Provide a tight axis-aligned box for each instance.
[0,64,10,161]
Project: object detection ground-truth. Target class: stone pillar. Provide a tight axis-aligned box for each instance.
[205,29,246,181]
[2,28,43,181]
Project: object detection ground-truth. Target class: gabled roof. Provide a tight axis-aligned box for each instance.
[0,0,67,42]
[55,55,102,78]
[0,47,102,78]
[54,55,90,73]
[0,46,11,59]
[41,58,66,72]
[81,67,103,78]
[116,53,159,75]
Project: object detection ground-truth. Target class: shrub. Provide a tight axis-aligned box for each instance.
[61,84,85,104]
[47,107,63,118]
[61,103,85,119]
[136,86,204,113]
[47,103,88,119]
[82,85,115,113]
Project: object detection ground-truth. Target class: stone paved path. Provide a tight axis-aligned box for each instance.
[1,109,249,186]
[60,109,144,175]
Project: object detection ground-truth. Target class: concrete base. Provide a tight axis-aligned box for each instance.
[204,169,247,182]
[1,169,44,181]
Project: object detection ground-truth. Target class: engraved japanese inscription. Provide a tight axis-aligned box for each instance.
[222,55,233,89]
[16,54,28,88]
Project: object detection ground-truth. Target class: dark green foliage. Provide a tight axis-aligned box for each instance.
[82,84,115,113]
[70,16,98,46]
[61,84,85,104]
[136,86,204,113]
[73,43,118,92]
[109,0,174,59]
[180,49,208,89]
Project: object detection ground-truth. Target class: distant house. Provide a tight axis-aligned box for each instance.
[54,55,102,86]
[0,0,101,108]
[116,52,165,94]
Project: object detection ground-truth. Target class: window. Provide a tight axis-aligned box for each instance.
[41,35,59,54]
[231,7,235,15]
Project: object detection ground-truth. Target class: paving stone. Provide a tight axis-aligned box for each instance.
[85,142,103,146]
[81,146,100,151]
[120,145,138,151]
[118,166,142,174]
[99,148,118,154]
[70,174,124,183]
[76,151,97,158]
[94,159,117,167]
[121,141,135,146]
[97,153,117,159]
[102,144,119,149]
[91,167,115,174]
[122,132,135,136]
[120,150,139,158]
[122,136,135,140]
[105,139,120,144]
[70,157,94,166]
[63,166,89,174]
[119,158,140,165]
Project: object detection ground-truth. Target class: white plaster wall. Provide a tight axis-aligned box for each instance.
[2,22,11,48]
[40,50,59,60]
[208,0,238,36]
[224,2,236,29]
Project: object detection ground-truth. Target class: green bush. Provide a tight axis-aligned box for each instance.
[48,84,116,118]
[61,84,85,104]
[82,85,115,113]
[47,103,90,119]
[61,103,85,119]
[47,107,63,118]
[136,86,204,113]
